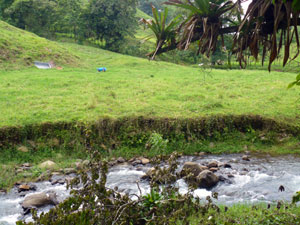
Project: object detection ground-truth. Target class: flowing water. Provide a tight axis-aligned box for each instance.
[1,153,300,225]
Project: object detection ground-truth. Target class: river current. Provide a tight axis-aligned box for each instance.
[1,153,300,224]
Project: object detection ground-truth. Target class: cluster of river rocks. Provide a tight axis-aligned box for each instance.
[8,153,252,215]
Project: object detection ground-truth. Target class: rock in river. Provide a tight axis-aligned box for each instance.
[22,191,59,209]
[180,162,207,177]
[196,170,219,189]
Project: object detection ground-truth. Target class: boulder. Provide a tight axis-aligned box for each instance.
[209,167,219,173]
[117,157,125,163]
[242,155,250,161]
[18,184,36,193]
[180,162,207,177]
[196,170,219,189]
[132,159,142,166]
[207,161,219,168]
[22,191,59,209]
[140,158,150,165]
[39,160,57,169]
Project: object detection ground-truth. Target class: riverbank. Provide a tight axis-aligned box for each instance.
[1,125,300,191]
[2,152,300,225]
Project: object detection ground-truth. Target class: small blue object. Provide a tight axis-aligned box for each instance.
[97,67,107,72]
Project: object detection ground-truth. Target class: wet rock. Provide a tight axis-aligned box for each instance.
[218,175,233,184]
[180,162,207,177]
[117,157,125,163]
[196,170,219,189]
[207,161,219,168]
[39,160,57,169]
[128,158,135,163]
[17,146,29,153]
[242,168,249,172]
[108,160,117,167]
[0,189,6,194]
[65,177,75,185]
[140,158,150,165]
[242,155,250,161]
[223,163,232,169]
[64,168,76,175]
[141,167,156,180]
[51,178,65,185]
[227,174,235,178]
[18,184,36,193]
[209,167,219,173]
[132,159,142,166]
[22,191,59,209]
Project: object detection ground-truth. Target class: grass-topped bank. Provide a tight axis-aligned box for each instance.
[1,42,300,127]
[1,115,300,190]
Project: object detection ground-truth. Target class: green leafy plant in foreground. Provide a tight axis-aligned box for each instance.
[145,132,169,153]
[292,191,300,204]
[288,73,300,89]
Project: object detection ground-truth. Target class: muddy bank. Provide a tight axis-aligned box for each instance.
[1,115,299,148]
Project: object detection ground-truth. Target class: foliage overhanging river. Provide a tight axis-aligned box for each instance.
[1,153,300,224]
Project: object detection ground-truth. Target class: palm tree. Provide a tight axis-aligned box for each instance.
[233,0,300,70]
[140,5,181,59]
[141,0,240,59]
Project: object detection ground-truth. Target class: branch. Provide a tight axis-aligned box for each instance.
[148,18,300,58]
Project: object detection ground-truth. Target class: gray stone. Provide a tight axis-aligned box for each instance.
[207,161,219,168]
[242,155,250,161]
[117,157,125,163]
[196,170,219,189]
[22,191,59,209]
[140,158,150,165]
[180,162,207,177]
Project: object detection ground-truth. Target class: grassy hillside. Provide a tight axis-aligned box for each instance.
[0,41,299,127]
[0,20,79,70]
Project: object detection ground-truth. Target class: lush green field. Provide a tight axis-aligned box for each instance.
[0,20,78,70]
[0,42,299,127]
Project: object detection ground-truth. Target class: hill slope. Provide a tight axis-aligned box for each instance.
[0,20,78,69]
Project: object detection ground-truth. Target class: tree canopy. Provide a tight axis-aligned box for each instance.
[141,0,300,71]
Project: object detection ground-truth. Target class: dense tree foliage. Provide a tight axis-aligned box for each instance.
[1,0,138,51]
[84,0,138,50]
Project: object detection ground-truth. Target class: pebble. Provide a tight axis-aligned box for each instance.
[242,155,250,161]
